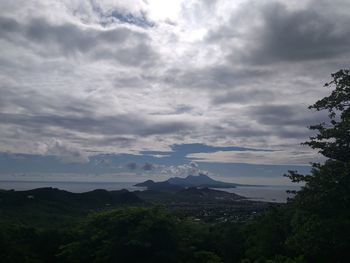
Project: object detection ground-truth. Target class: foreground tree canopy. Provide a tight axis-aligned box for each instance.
[287,69,350,262]
[245,69,350,263]
[307,69,350,162]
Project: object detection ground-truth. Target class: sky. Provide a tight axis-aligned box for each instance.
[0,0,349,185]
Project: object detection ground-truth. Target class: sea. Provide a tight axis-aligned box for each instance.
[0,180,301,203]
[212,185,300,203]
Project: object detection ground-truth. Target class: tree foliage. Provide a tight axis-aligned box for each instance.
[57,207,238,263]
[305,69,350,162]
[283,70,350,262]
[243,70,350,263]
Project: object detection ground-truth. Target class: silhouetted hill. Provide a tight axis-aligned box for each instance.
[134,180,183,191]
[0,187,142,207]
[0,187,143,227]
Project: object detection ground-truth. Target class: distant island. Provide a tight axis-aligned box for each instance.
[134,174,241,191]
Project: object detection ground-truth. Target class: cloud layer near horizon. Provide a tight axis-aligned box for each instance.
[0,0,349,172]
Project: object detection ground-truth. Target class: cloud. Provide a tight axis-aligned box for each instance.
[125,162,138,170]
[209,0,350,65]
[163,65,270,90]
[65,0,154,28]
[0,112,193,137]
[211,89,276,105]
[188,148,326,165]
[247,104,327,126]
[254,1,350,63]
[160,161,210,177]
[0,15,158,66]
[142,162,154,171]
[39,139,89,164]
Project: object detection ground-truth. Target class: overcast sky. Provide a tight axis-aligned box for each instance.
[0,0,349,184]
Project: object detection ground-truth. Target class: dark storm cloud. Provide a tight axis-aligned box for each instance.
[93,42,157,67]
[164,65,269,90]
[211,89,276,105]
[142,162,154,171]
[0,112,193,137]
[248,104,326,127]
[125,162,138,170]
[247,2,350,63]
[274,127,311,139]
[0,84,96,116]
[214,0,350,65]
[222,125,271,138]
[211,103,329,140]
[89,136,136,147]
[0,16,158,66]
[213,124,309,140]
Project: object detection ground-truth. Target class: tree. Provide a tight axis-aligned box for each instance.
[57,207,179,263]
[285,69,350,262]
[243,70,350,263]
[306,69,350,162]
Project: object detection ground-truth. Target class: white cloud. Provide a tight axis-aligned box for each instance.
[160,161,210,177]
[38,138,89,164]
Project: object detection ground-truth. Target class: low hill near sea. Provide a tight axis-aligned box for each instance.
[0,184,274,226]
[0,187,143,227]
[0,187,142,207]
[135,174,240,190]
[135,186,244,204]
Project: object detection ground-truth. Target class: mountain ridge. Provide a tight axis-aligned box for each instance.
[135,174,240,190]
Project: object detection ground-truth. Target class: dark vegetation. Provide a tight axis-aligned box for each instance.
[0,186,272,263]
[0,188,143,228]
[0,70,349,262]
[135,187,273,224]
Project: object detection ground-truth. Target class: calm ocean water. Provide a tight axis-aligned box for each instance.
[0,180,300,203]
[213,185,301,203]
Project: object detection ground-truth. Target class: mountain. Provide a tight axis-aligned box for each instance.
[134,180,183,191]
[168,174,239,187]
[135,174,239,190]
